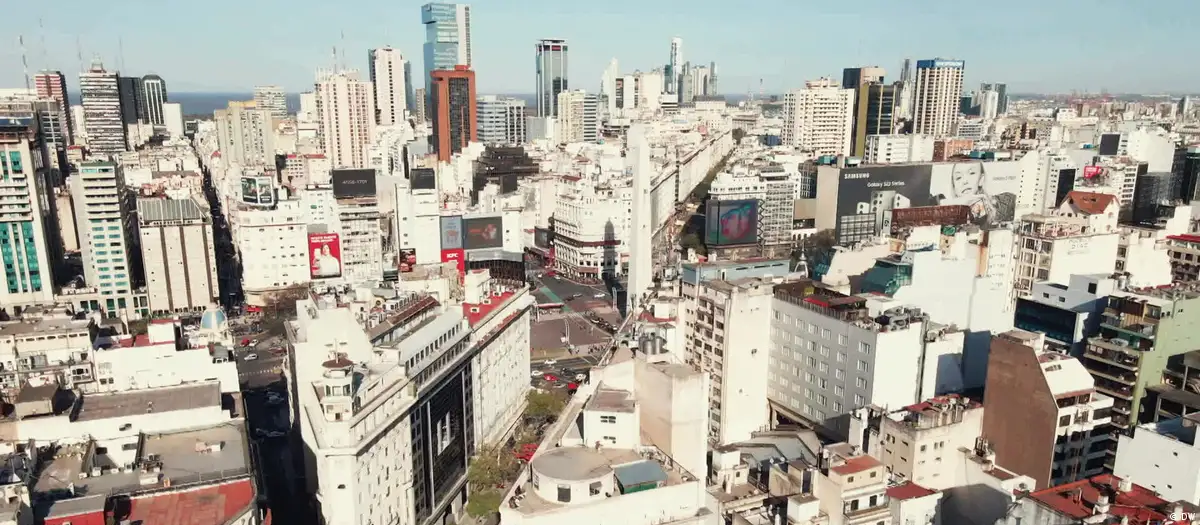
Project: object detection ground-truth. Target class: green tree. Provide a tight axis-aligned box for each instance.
[732,128,747,143]
[525,390,567,421]
[466,490,503,518]
[467,443,520,488]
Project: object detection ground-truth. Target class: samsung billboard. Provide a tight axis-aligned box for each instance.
[331,168,377,198]
[705,199,759,246]
[834,161,1020,244]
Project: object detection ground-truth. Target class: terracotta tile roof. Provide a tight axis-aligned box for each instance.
[1064,191,1117,215]
[1028,474,1169,524]
[886,481,938,501]
[830,455,880,476]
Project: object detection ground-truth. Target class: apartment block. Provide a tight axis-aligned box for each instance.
[872,394,983,490]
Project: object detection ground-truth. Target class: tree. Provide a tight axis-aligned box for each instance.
[732,128,747,143]
[466,490,503,518]
[525,390,567,421]
[468,443,520,488]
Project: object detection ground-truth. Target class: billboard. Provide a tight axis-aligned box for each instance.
[463,216,504,250]
[705,199,759,246]
[399,248,417,273]
[331,168,377,198]
[240,176,275,205]
[890,205,971,234]
[440,216,464,250]
[308,233,342,279]
[1083,165,1104,179]
[441,249,465,274]
[411,168,437,191]
[533,227,552,250]
[835,161,1020,244]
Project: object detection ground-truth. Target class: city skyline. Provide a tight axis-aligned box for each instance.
[1,0,1192,95]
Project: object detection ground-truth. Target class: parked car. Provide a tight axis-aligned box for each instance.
[542,359,557,366]
[244,353,258,361]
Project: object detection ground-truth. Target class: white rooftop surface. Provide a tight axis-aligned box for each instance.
[1039,352,1097,397]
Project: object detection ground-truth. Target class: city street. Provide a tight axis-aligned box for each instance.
[243,382,315,525]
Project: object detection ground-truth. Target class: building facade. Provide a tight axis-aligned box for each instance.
[422,2,472,100]
[71,162,138,317]
[912,59,965,138]
[535,39,569,118]
[0,121,56,308]
[137,197,219,316]
[369,47,410,127]
[79,61,127,156]
[316,70,376,169]
[476,96,527,145]
[141,74,168,126]
[252,85,288,118]
[430,66,477,162]
[33,70,73,145]
[782,78,854,157]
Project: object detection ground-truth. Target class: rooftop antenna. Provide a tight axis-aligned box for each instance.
[75,36,83,72]
[18,36,31,92]
[117,37,125,73]
[339,30,346,71]
[38,19,47,71]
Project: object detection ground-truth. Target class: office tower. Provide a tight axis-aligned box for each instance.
[981,82,1009,115]
[535,39,568,118]
[117,76,145,124]
[1131,171,1177,223]
[912,58,965,137]
[138,197,219,315]
[0,91,71,177]
[666,37,682,94]
[477,95,527,145]
[34,70,74,145]
[368,47,409,127]
[896,58,915,124]
[708,61,719,95]
[978,89,1000,120]
[782,78,855,157]
[253,85,288,118]
[141,74,168,126]
[315,69,376,168]
[162,102,184,138]
[556,90,599,143]
[430,66,477,162]
[79,60,128,156]
[626,124,652,314]
[1173,145,1200,202]
[1178,96,1192,119]
[601,58,619,116]
[851,82,900,157]
[421,2,471,101]
[615,75,638,111]
[214,101,277,166]
[841,66,885,90]
[72,162,137,317]
[403,61,415,116]
[0,120,56,307]
[414,87,427,122]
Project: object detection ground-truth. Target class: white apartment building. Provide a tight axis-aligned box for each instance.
[863,134,934,164]
[1014,193,1120,294]
[708,165,795,253]
[253,85,288,118]
[912,59,964,138]
[316,69,376,168]
[477,95,527,145]
[782,78,854,157]
[289,275,531,525]
[815,443,892,525]
[873,395,983,490]
[162,101,184,138]
[497,348,710,525]
[681,277,774,445]
[1114,414,1200,505]
[557,90,600,144]
[78,60,126,156]
[141,75,168,126]
[0,122,56,308]
[393,183,442,265]
[336,196,384,285]
[553,181,631,279]
[215,101,277,167]
[369,47,409,127]
[281,153,331,186]
[72,161,137,317]
[229,198,309,302]
[770,284,927,439]
[137,197,219,316]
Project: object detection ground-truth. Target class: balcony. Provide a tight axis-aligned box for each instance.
[1084,343,1140,370]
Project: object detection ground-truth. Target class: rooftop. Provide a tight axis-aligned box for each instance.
[829,455,881,476]
[1062,191,1118,215]
[462,290,517,327]
[586,388,636,413]
[75,382,221,422]
[1027,474,1171,524]
[117,478,256,525]
[886,482,938,501]
[137,197,209,224]
[1140,414,1200,446]
[1113,281,1200,302]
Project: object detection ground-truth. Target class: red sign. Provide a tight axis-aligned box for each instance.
[441,249,465,274]
[308,233,342,279]
[1083,165,1103,179]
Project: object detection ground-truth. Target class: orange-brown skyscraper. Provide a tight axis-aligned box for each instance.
[430,66,477,162]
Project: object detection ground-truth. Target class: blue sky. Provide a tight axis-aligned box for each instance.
[0,0,1189,94]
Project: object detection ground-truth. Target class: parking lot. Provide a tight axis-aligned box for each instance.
[530,354,600,392]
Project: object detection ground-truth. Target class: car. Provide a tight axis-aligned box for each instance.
[574,373,586,382]
[542,359,557,366]
[530,370,542,377]
[244,353,258,361]
[255,429,285,439]
[593,293,606,298]
[568,293,582,300]
[543,374,559,382]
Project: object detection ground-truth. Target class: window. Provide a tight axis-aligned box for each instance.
[856,377,867,388]
[821,328,831,340]
[838,334,847,345]
[557,485,571,503]
[600,415,616,424]
[854,394,865,406]
[1059,415,1070,426]
[859,342,872,353]
[589,481,602,495]
[857,360,869,371]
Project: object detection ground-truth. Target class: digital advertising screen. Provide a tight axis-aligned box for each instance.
[440,216,464,251]
[331,168,377,198]
[240,176,260,204]
[463,216,504,250]
[254,176,275,205]
[705,199,759,246]
[308,232,342,279]
[399,248,417,273]
[411,168,437,191]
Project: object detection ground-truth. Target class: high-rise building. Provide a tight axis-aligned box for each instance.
[980,82,1009,115]
[626,124,652,314]
[413,87,427,123]
[851,82,901,157]
[421,3,471,98]
[667,37,683,95]
[476,95,527,145]
[912,58,965,137]
[782,78,855,157]
[315,69,376,168]
[117,76,146,125]
[252,85,288,118]
[978,88,1001,120]
[368,47,409,127]
[430,66,477,162]
[556,90,599,143]
[601,58,619,116]
[535,39,568,118]
[214,101,277,167]
[137,197,219,316]
[141,74,168,126]
[841,66,885,90]
[72,161,138,317]
[34,70,74,145]
[0,120,56,307]
[79,60,128,156]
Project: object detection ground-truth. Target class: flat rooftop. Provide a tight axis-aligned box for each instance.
[586,388,636,413]
[75,382,221,422]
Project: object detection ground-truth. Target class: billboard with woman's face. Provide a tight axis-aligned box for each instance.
[308,233,342,279]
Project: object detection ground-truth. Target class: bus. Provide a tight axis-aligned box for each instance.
[536,302,565,312]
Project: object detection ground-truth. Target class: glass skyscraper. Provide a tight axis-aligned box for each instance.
[535,39,568,118]
[422,2,472,110]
